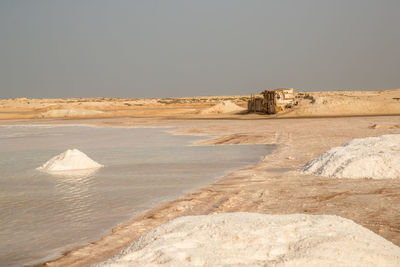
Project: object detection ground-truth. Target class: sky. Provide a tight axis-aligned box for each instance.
[0,0,399,98]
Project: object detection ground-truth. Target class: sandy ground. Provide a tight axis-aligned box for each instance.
[0,115,395,266]
[1,89,399,120]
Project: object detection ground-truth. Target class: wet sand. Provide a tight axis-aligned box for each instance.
[1,115,396,266]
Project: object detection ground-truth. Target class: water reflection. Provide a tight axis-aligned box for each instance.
[52,169,98,224]
[44,168,100,179]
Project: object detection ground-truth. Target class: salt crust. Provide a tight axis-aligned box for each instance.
[37,149,103,172]
[98,212,400,267]
[200,101,245,114]
[302,134,400,179]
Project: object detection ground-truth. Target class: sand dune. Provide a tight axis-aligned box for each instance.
[200,100,245,114]
[40,109,104,118]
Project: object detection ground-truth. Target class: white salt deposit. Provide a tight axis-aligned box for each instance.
[98,212,400,267]
[200,101,245,114]
[37,149,103,172]
[302,134,400,179]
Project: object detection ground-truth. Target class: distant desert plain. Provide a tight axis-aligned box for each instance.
[1,89,400,120]
[1,89,400,266]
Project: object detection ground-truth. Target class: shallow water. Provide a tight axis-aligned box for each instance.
[0,126,273,266]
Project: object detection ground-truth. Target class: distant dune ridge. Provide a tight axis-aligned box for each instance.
[0,89,399,120]
[98,212,400,267]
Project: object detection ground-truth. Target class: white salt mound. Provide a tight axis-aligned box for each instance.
[200,101,245,114]
[98,212,400,267]
[302,134,400,179]
[37,149,103,172]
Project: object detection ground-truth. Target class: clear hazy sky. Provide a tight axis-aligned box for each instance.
[1,0,399,98]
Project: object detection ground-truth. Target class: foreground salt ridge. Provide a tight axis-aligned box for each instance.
[98,212,400,267]
[37,149,103,172]
[302,134,400,179]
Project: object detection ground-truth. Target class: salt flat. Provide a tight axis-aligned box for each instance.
[2,114,397,266]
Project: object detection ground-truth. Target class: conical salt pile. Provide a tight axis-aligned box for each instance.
[37,149,103,172]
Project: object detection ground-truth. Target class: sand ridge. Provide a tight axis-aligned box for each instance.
[199,100,245,114]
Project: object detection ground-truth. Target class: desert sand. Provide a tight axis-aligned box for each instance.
[1,89,399,120]
[1,89,399,266]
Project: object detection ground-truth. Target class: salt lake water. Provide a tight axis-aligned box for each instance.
[0,125,273,266]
